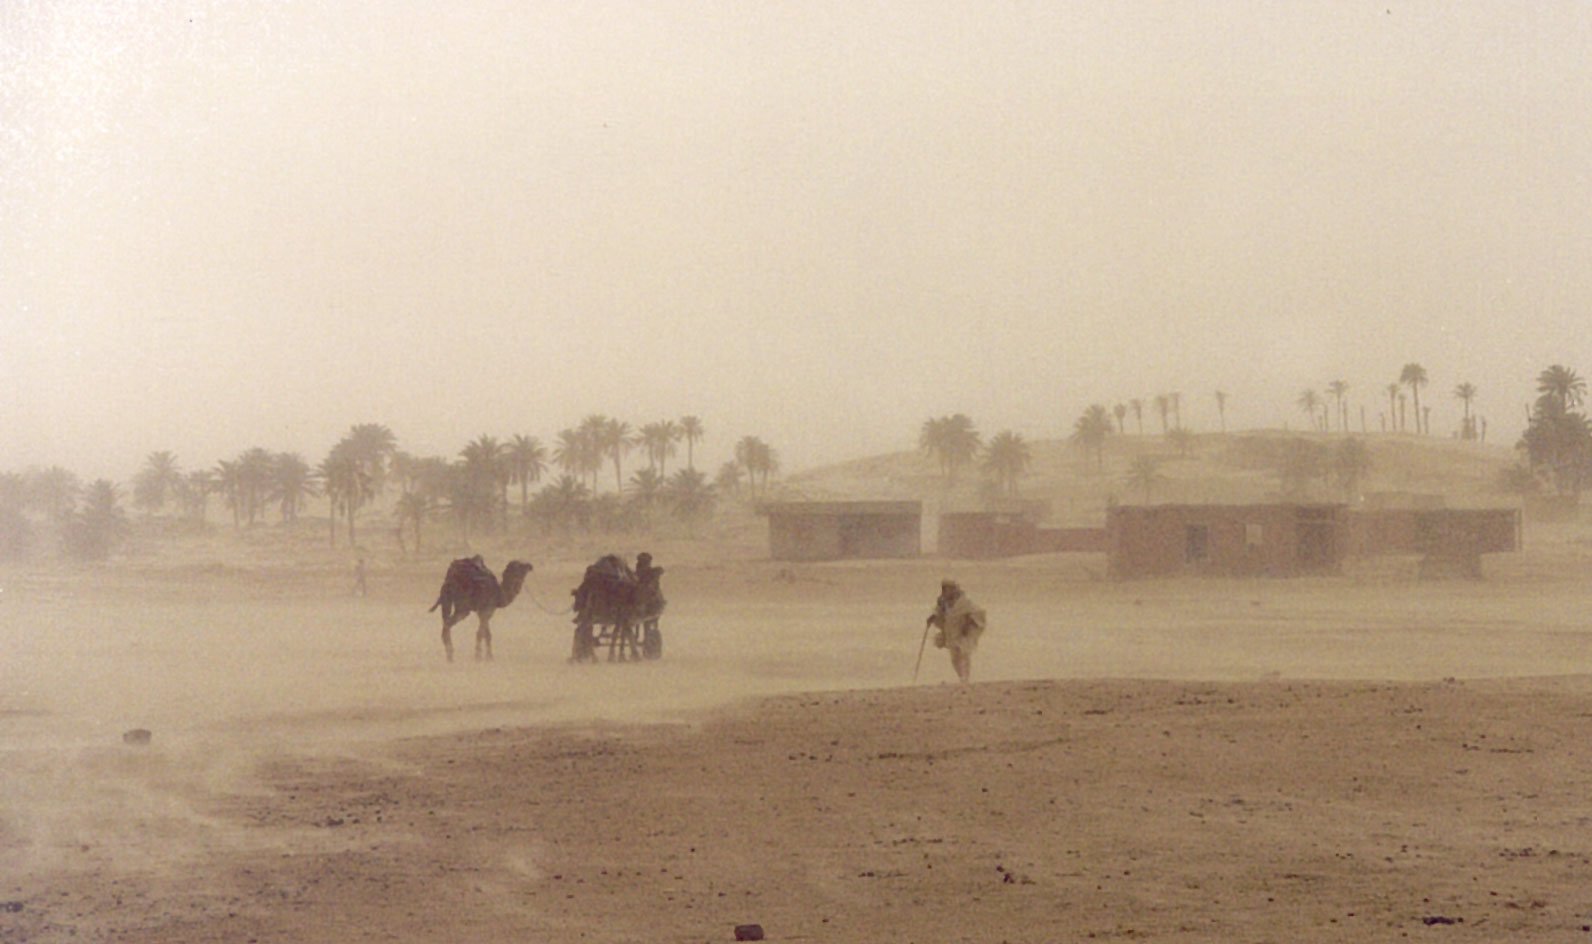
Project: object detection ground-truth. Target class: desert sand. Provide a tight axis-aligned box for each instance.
[5,441,1592,944]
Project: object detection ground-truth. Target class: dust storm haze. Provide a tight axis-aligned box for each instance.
[4,2,1591,473]
[8,4,1592,943]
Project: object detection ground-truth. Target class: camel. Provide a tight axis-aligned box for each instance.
[569,554,662,663]
[428,556,534,662]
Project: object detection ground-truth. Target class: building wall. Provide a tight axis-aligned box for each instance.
[938,514,1038,558]
[1346,508,1521,557]
[767,507,922,561]
[1108,505,1346,578]
[768,514,843,561]
[1037,527,1109,553]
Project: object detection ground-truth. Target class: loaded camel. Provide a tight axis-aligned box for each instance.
[429,556,534,661]
[569,554,663,662]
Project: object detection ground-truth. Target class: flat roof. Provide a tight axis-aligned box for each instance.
[759,500,922,517]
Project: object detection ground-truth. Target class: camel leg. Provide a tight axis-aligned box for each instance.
[475,611,494,661]
[441,615,457,662]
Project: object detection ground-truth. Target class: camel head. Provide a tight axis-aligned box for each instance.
[499,559,534,603]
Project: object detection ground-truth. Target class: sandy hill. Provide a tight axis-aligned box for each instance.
[776,430,1520,526]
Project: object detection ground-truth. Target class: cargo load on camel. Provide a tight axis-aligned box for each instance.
[570,553,663,663]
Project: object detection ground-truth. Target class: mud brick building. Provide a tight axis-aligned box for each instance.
[761,501,922,561]
[1107,504,1348,578]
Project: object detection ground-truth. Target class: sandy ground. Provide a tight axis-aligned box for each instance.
[5,543,1592,941]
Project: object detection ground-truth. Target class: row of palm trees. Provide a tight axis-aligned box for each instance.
[1295,364,1487,440]
[918,414,1033,496]
[1065,367,1489,444]
[0,471,127,561]
[1,414,783,553]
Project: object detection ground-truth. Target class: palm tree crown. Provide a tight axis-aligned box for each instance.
[679,415,705,470]
[1400,363,1429,434]
[982,431,1031,495]
[919,414,981,484]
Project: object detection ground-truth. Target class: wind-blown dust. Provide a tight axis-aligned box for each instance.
[4,544,1591,941]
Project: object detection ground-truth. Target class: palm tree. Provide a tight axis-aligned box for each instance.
[530,475,591,534]
[445,456,499,545]
[1071,404,1113,471]
[236,447,275,525]
[679,415,705,471]
[394,492,432,554]
[639,421,680,476]
[29,466,81,523]
[1124,455,1164,503]
[270,452,318,522]
[213,459,242,528]
[1385,383,1402,432]
[919,414,981,484]
[410,455,453,503]
[319,444,374,548]
[982,430,1032,495]
[1520,368,1592,497]
[714,460,744,498]
[1454,382,1478,440]
[1112,403,1128,434]
[1400,363,1429,435]
[1214,390,1227,433]
[734,436,778,499]
[341,423,398,493]
[628,466,666,525]
[1129,398,1144,435]
[1326,380,1349,433]
[1170,392,1182,430]
[586,417,634,494]
[1297,389,1322,431]
[506,434,547,510]
[389,449,420,496]
[665,468,715,535]
[460,435,509,530]
[64,479,127,560]
[1154,395,1171,435]
[554,427,601,491]
[1537,365,1585,411]
[132,451,183,515]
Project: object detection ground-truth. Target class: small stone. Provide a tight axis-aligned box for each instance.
[734,923,765,941]
[122,729,152,746]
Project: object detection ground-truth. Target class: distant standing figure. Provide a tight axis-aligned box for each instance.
[635,552,666,660]
[926,579,986,683]
[354,557,368,597]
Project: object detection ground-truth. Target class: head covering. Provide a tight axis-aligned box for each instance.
[638,552,652,564]
[941,578,959,592]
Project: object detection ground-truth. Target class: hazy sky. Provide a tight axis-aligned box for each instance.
[4,1,1590,480]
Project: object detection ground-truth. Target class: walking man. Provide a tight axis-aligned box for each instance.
[925,579,986,683]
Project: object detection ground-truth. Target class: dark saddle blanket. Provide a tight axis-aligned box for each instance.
[446,556,497,596]
[571,554,637,623]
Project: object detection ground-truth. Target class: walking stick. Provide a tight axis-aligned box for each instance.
[913,618,932,683]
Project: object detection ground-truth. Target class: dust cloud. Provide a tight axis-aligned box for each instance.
[6,538,1590,885]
